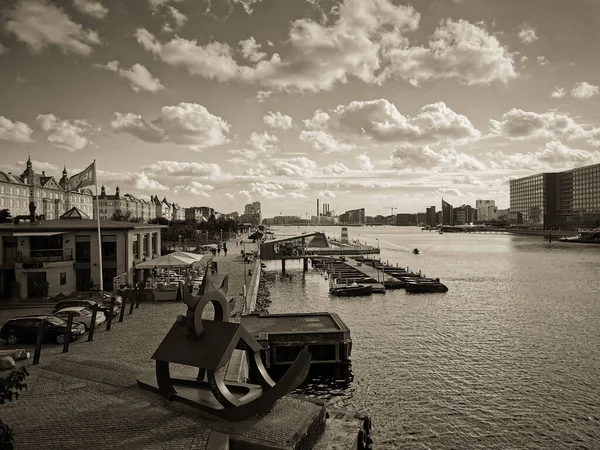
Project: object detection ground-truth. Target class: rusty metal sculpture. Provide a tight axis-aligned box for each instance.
[137,266,311,421]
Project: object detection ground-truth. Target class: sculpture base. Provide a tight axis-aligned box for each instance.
[137,371,327,449]
[137,371,264,415]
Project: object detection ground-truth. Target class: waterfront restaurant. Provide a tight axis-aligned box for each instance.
[0,209,166,301]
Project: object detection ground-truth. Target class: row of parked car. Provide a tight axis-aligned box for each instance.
[0,291,124,346]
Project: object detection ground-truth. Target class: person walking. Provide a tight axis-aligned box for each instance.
[217,244,222,255]
[223,242,228,256]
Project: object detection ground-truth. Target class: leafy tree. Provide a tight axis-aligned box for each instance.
[0,209,12,224]
[0,367,29,449]
[110,209,141,222]
[149,217,169,226]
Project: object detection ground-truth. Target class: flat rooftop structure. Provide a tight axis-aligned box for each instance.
[242,311,348,336]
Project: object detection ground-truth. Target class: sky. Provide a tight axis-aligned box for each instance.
[2,0,600,218]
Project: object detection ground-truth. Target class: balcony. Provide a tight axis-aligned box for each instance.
[17,249,74,263]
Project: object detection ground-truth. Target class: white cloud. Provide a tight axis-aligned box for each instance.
[381,19,518,86]
[536,56,548,66]
[272,157,318,177]
[5,0,101,56]
[230,0,263,14]
[9,160,58,174]
[173,181,216,196]
[36,113,94,151]
[72,0,108,19]
[311,99,480,144]
[570,81,599,99]
[132,172,168,191]
[239,37,266,63]
[357,153,374,171]
[168,6,186,27]
[135,1,516,93]
[303,110,331,129]
[489,109,587,141]
[550,87,566,99]
[249,131,278,153]
[111,103,230,149]
[488,140,600,170]
[436,187,462,196]
[299,130,355,153]
[391,146,486,171]
[0,116,34,143]
[263,111,293,130]
[452,175,481,185]
[318,190,337,198]
[141,160,224,179]
[95,61,164,93]
[322,162,351,175]
[256,90,272,102]
[518,25,537,44]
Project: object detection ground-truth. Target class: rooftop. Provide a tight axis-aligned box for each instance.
[0,219,167,232]
[241,312,348,336]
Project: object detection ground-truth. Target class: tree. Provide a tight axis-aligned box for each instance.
[110,209,140,222]
[0,367,29,449]
[0,209,12,224]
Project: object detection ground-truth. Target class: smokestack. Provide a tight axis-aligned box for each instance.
[317,199,319,217]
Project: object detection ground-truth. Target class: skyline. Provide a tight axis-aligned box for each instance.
[2,0,600,218]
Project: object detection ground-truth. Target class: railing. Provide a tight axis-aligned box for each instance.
[17,248,73,263]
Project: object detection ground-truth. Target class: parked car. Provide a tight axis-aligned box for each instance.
[77,291,123,306]
[0,315,85,345]
[54,307,106,330]
[53,299,120,317]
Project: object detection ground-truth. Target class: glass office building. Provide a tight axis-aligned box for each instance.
[558,163,600,229]
[510,162,600,230]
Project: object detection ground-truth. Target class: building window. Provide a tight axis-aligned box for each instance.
[102,235,117,261]
[60,272,67,285]
[75,236,91,263]
[142,234,148,257]
[132,235,140,260]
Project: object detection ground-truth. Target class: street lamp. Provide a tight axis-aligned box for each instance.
[358,234,361,252]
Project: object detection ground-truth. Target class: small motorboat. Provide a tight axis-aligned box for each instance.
[412,248,420,254]
[405,278,448,294]
[330,281,373,297]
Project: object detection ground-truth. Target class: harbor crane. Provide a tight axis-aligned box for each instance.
[384,206,397,215]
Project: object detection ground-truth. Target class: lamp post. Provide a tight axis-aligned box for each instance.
[376,238,379,249]
[358,234,361,252]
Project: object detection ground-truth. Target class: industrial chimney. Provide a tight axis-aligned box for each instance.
[316,199,320,217]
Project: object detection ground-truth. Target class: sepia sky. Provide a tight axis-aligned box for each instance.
[2,0,600,217]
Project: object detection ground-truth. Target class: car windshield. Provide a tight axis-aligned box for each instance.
[46,317,66,326]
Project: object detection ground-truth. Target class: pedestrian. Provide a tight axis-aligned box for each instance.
[223,242,228,256]
[217,244,222,255]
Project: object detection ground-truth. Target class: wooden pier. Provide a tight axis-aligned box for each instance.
[344,258,405,288]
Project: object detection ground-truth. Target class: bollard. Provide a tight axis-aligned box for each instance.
[33,319,45,365]
[119,297,127,323]
[106,297,116,331]
[88,304,98,342]
[62,311,74,353]
[129,293,135,315]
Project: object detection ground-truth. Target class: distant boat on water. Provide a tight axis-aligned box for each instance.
[559,228,600,244]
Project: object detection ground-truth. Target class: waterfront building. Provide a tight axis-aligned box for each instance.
[509,173,559,229]
[395,213,418,226]
[441,199,454,225]
[475,199,498,221]
[416,212,427,225]
[0,158,94,220]
[151,196,183,222]
[97,187,155,222]
[244,202,262,225]
[185,206,214,222]
[425,206,437,227]
[0,212,166,300]
[497,208,510,220]
[339,208,365,226]
[453,204,475,225]
[436,210,443,225]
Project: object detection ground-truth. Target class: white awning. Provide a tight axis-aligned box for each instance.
[12,231,67,237]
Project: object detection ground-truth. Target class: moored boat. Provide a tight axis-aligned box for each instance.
[330,282,373,297]
[405,278,448,293]
[558,228,600,244]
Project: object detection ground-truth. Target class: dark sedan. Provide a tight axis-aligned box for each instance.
[1,315,85,345]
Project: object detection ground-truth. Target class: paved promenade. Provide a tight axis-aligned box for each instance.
[0,239,323,450]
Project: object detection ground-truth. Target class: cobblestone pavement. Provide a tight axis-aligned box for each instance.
[0,241,298,450]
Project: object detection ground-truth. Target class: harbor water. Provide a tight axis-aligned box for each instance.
[263,226,600,450]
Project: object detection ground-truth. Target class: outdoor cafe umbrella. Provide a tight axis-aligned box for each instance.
[135,253,197,269]
[167,251,204,262]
